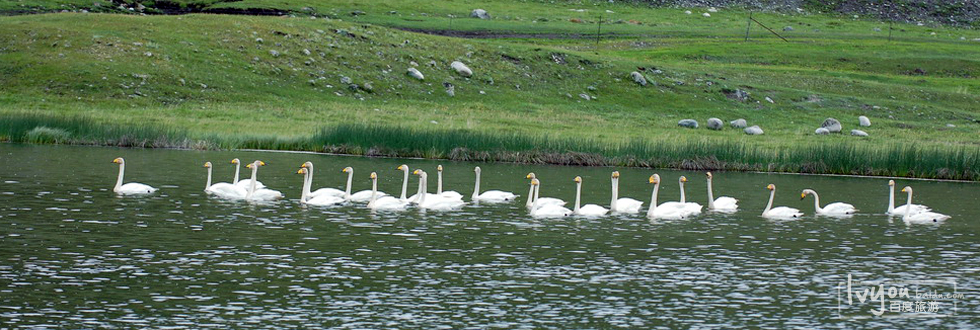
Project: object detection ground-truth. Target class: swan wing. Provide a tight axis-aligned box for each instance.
[350,190,384,203]
[310,188,346,199]
[614,198,644,214]
[905,211,950,224]
[822,202,857,215]
[476,190,518,203]
[890,204,931,216]
[236,179,266,190]
[304,194,345,206]
[116,182,157,195]
[650,206,686,220]
[577,204,609,217]
[208,183,247,199]
[532,204,572,218]
[712,196,739,211]
[680,202,703,217]
[765,206,803,219]
[532,198,566,209]
[371,196,409,210]
[438,191,464,200]
[249,188,284,201]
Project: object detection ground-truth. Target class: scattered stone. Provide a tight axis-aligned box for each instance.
[859,116,871,127]
[730,118,747,128]
[269,49,280,57]
[302,49,311,56]
[724,88,750,102]
[706,118,723,130]
[451,61,473,77]
[629,71,648,86]
[874,27,882,32]
[708,7,718,13]
[471,9,491,19]
[444,82,455,97]
[587,85,597,91]
[765,96,774,103]
[347,84,359,92]
[684,10,692,15]
[946,123,956,128]
[340,76,352,84]
[579,93,591,101]
[702,12,711,17]
[407,67,424,80]
[744,125,764,135]
[143,51,152,57]
[678,119,699,129]
[815,127,830,135]
[821,118,842,133]
[255,37,263,43]
[362,82,374,93]
[783,26,794,32]
[850,129,868,137]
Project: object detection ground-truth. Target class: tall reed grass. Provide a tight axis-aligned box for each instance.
[2,115,977,181]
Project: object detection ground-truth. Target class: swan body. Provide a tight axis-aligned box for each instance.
[300,162,346,199]
[801,189,856,216]
[472,167,518,203]
[610,171,643,214]
[231,158,266,190]
[298,168,344,206]
[762,184,803,219]
[572,176,608,217]
[675,176,703,216]
[525,173,565,209]
[900,186,950,224]
[435,165,465,200]
[368,172,409,211]
[706,172,738,212]
[415,170,465,211]
[646,174,696,219]
[244,160,283,202]
[111,157,157,195]
[204,162,246,199]
[886,180,931,216]
[529,179,571,218]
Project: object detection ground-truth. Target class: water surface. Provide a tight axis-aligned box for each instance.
[1,144,978,329]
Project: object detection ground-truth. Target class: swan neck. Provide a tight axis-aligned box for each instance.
[810,191,822,212]
[530,185,541,214]
[647,182,660,217]
[903,190,913,220]
[706,177,714,209]
[400,169,409,201]
[610,177,619,210]
[246,165,258,198]
[368,178,378,207]
[437,171,443,194]
[472,170,481,199]
[418,174,427,205]
[233,162,240,184]
[345,170,353,199]
[763,189,775,215]
[205,166,213,190]
[115,162,125,191]
[679,180,686,204]
[301,171,312,202]
[574,181,582,212]
[526,183,535,207]
[887,184,895,212]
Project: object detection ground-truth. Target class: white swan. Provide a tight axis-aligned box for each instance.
[342,167,385,203]
[674,176,703,216]
[529,179,572,218]
[572,176,608,217]
[610,171,643,214]
[244,160,283,202]
[367,172,409,211]
[471,166,517,203]
[298,168,344,206]
[435,165,464,200]
[204,161,246,199]
[706,172,738,212]
[301,161,346,199]
[397,164,411,202]
[646,174,686,220]
[231,158,265,190]
[801,189,856,216]
[111,157,157,195]
[887,180,930,216]
[762,184,803,219]
[900,186,950,224]
[525,173,565,210]
[415,170,465,211]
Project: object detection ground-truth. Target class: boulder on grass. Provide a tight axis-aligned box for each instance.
[851,129,868,137]
[629,71,647,86]
[821,118,842,133]
[407,67,424,80]
[730,118,747,128]
[706,118,723,130]
[815,127,830,135]
[744,125,764,135]
[859,116,871,127]
[678,119,699,128]
[471,9,490,19]
[451,61,472,77]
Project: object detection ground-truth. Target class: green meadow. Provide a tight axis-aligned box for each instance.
[1,1,978,179]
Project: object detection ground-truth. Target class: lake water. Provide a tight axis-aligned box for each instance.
[1,144,978,328]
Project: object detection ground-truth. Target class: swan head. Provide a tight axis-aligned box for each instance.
[297,168,308,175]
[397,165,408,171]
[437,165,443,172]
[204,162,212,168]
[648,174,660,184]
[800,189,815,199]
[301,161,313,168]
[530,178,540,186]
[612,171,620,179]
[526,172,536,180]
[112,157,124,164]
[245,160,265,169]
[706,172,713,179]
[343,167,352,173]
[231,158,240,164]
[574,176,582,183]
[679,176,687,183]
[413,169,421,175]
[888,179,895,187]
[766,184,775,191]
[901,186,912,194]
[474,166,481,173]
[370,172,378,180]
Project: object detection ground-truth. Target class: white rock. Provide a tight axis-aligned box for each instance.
[765,96,774,103]
[858,116,871,127]
[629,71,647,86]
[821,118,842,133]
[702,12,711,17]
[450,61,473,77]
[706,118,723,130]
[684,10,692,15]
[708,7,718,13]
[815,127,830,135]
[744,125,764,135]
[850,129,868,137]
[470,9,490,19]
[407,67,424,80]
[730,118,747,128]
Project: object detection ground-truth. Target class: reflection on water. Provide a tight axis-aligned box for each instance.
[1,144,978,328]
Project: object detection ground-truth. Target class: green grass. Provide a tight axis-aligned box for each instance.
[0,2,978,180]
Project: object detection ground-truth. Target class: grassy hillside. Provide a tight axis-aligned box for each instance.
[1,1,979,179]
